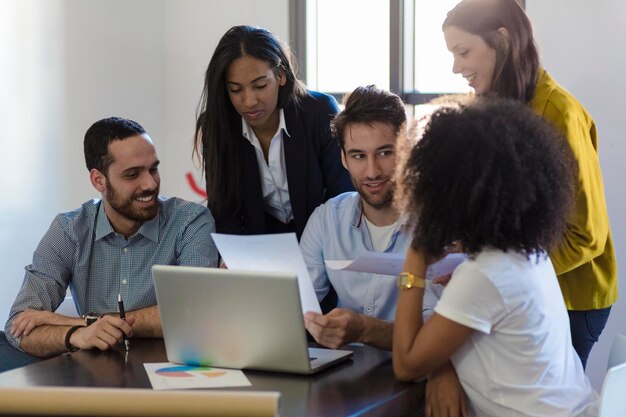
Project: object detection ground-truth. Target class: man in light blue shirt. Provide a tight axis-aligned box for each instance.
[1,117,218,371]
[301,86,440,351]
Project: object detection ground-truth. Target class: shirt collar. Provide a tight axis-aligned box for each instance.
[351,196,404,234]
[95,201,115,241]
[241,108,290,143]
[136,211,160,243]
[95,199,161,243]
[351,197,365,229]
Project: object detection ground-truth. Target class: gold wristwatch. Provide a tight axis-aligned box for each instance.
[397,272,425,290]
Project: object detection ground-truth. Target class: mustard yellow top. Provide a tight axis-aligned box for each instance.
[530,69,618,310]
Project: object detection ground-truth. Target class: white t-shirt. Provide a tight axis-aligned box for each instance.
[434,249,598,417]
[364,217,399,253]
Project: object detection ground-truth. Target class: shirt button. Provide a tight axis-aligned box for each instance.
[366,307,372,312]
[122,278,128,285]
[123,248,128,253]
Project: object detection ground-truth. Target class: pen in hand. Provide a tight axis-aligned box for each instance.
[118,293,130,351]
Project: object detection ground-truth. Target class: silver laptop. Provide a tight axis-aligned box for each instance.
[152,265,353,374]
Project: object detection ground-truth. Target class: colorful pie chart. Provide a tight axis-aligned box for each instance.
[156,365,226,378]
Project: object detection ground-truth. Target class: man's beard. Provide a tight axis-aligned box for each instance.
[106,183,159,222]
[354,178,395,210]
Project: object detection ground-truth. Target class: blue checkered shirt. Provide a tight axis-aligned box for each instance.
[5,197,218,349]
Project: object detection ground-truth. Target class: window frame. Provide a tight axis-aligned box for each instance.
[289,0,525,104]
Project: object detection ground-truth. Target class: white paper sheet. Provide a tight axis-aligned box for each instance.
[325,252,405,276]
[325,251,467,280]
[211,233,321,314]
[144,363,251,390]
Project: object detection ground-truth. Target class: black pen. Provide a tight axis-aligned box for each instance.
[118,293,130,351]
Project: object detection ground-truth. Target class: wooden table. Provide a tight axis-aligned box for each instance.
[0,339,423,416]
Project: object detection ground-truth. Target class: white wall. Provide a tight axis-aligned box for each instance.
[0,0,287,325]
[61,0,288,206]
[0,0,68,323]
[527,1,626,390]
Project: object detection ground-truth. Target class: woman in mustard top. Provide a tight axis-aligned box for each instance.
[441,0,617,368]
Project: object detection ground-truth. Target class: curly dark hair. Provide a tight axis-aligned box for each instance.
[395,97,577,259]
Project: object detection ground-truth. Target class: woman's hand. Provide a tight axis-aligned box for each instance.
[433,274,453,286]
[425,361,469,417]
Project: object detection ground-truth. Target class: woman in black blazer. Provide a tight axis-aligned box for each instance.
[195,25,352,239]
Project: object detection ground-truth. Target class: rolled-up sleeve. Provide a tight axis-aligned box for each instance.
[4,216,74,349]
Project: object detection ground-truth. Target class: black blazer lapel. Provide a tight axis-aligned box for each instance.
[240,138,266,233]
[283,107,308,237]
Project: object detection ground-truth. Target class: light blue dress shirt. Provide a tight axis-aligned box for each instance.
[5,197,218,349]
[300,192,440,322]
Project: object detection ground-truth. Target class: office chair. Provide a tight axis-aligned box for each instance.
[607,334,626,370]
[599,362,626,417]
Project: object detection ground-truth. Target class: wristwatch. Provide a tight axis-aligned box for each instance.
[83,312,101,327]
[397,272,425,290]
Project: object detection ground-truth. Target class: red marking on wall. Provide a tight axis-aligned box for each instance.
[185,172,207,199]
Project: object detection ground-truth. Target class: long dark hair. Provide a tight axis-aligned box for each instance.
[443,0,539,102]
[194,25,307,217]
[395,98,577,259]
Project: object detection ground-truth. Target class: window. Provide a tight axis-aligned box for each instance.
[304,0,390,93]
[290,0,477,112]
[411,0,470,94]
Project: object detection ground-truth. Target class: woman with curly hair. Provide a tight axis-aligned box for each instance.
[195,25,352,239]
[392,99,598,416]
[442,0,616,368]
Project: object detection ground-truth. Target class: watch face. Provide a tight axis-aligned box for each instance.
[398,273,412,289]
[85,313,101,326]
[398,272,424,289]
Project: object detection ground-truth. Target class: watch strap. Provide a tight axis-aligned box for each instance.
[64,325,84,352]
